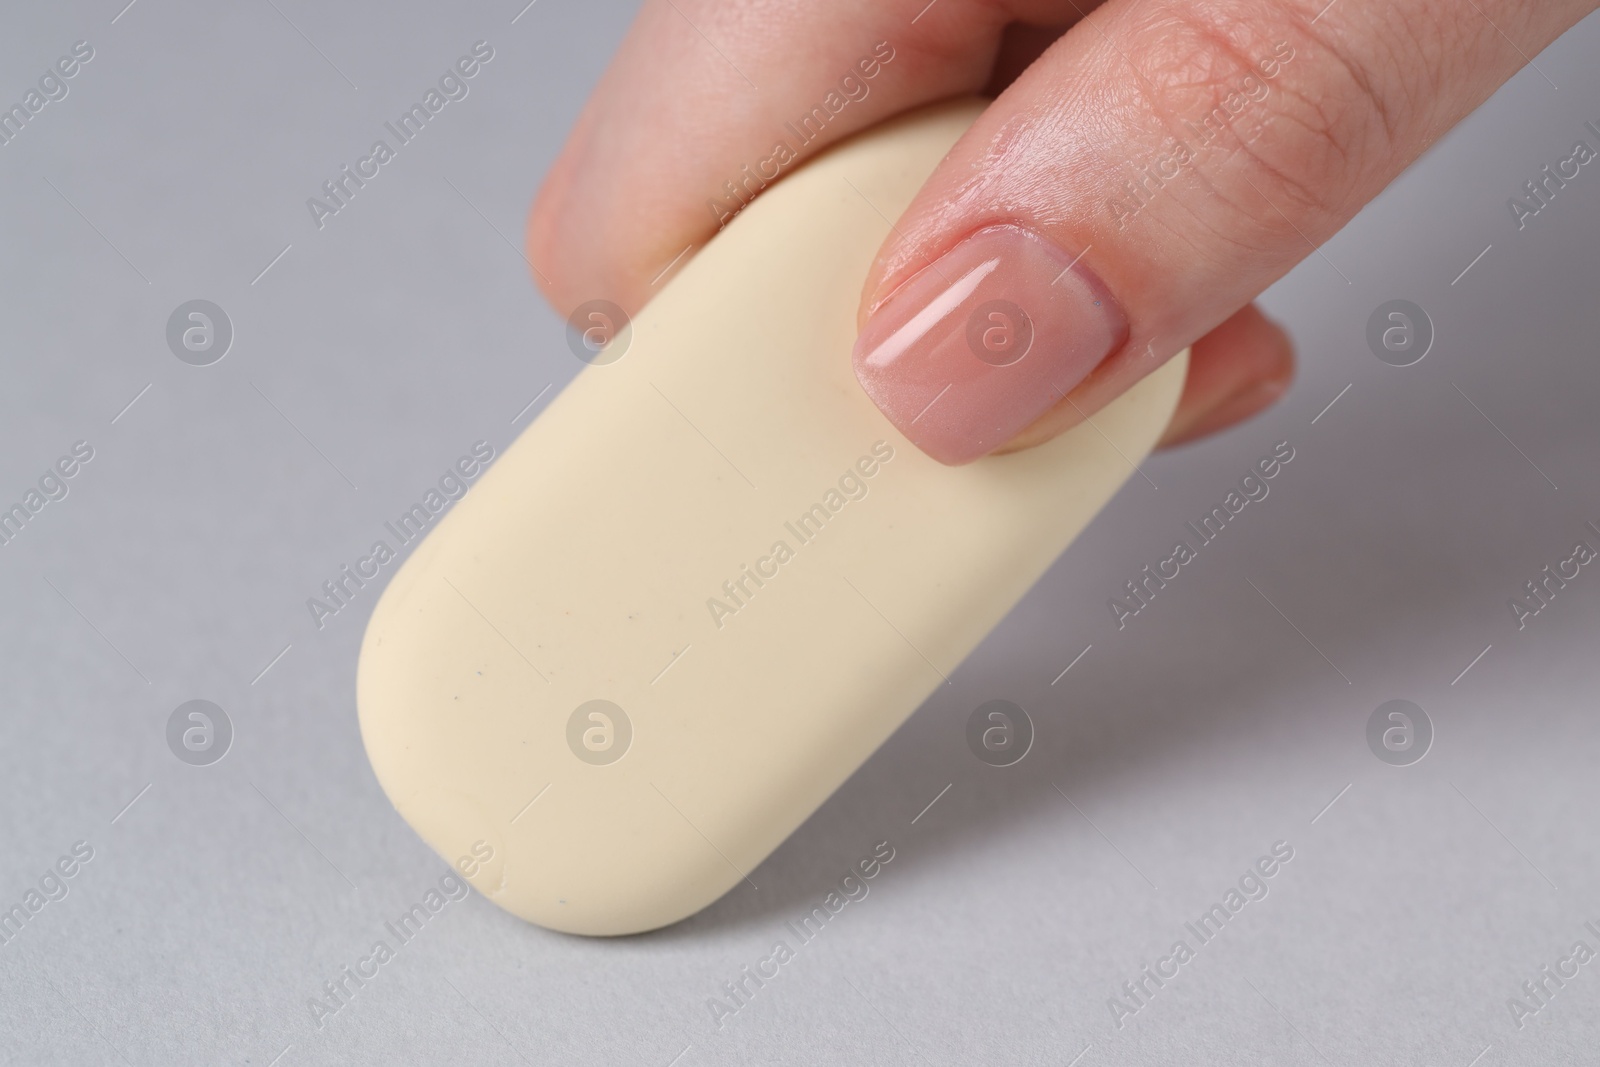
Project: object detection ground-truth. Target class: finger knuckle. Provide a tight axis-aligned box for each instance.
[1127,2,1395,223]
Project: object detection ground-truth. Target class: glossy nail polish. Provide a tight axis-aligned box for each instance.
[852,224,1128,464]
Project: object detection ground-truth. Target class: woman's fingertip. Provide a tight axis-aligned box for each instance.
[1160,354,1293,449]
[852,223,1127,465]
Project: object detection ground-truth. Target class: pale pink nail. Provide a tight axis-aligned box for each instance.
[851,224,1128,465]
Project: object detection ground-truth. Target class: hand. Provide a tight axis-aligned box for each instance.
[528,0,1596,463]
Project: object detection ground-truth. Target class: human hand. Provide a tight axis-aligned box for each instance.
[528,0,1596,463]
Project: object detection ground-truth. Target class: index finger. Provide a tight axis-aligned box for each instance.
[526,0,1081,319]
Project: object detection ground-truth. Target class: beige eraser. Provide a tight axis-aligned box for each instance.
[357,99,1187,936]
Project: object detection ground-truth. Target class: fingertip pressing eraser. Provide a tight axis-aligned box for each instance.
[357,98,1187,936]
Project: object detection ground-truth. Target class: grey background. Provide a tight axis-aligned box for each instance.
[2,1,1598,1064]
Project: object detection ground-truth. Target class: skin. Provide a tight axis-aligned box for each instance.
[527,0,1599,452]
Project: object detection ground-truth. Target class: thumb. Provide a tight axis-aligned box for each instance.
[852,0,1594,464]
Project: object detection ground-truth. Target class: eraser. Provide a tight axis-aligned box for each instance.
[357,98,1187,935]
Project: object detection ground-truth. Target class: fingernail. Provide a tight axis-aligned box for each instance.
[852,224,1128,465]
